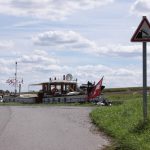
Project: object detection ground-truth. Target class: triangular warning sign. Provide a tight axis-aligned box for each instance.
[131,16,150,42]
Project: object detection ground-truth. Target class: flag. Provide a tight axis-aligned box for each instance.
[88,77,103,99]
[6,79,10,83]
[6,78,17,86]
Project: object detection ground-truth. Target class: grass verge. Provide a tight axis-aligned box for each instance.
[90,94,150,150]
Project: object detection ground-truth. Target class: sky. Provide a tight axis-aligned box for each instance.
[0,0,150,92]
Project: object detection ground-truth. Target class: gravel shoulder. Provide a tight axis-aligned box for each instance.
[0,106,110,150]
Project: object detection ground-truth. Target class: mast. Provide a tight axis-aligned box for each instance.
[15,61,17,96]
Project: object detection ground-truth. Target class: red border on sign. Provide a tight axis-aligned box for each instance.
[131,16,150,42]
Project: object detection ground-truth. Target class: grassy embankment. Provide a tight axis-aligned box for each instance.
[90,91,150,150]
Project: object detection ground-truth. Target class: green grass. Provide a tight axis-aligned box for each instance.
[90,94,150,150]
[104,87,150,93]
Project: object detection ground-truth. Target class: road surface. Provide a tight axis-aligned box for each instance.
[0,106,109,150]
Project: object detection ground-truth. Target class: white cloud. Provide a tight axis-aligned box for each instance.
[131,0,150,16]
[0,49,59,78]
[0,0,114,20]
[33,30,146,58]
[13,20,42,27]
[18,50,58,64]
[15,50,60,76]
[33,30,96,50]
[0,65,12,75]
[0,49,149,91]
[0,40,14,50]
[44,64,142,89]
[24,63,145,88]
[0,49,61,91]
[94,44,143,57]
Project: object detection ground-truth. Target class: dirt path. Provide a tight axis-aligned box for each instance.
[0,106,109,150]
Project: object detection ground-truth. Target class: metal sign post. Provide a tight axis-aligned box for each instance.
[131,16,150,122]
[143,42,147,121]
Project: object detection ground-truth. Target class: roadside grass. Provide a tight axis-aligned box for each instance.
[90,94,150,150]
[104,87,150,93]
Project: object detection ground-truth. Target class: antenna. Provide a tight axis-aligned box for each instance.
[6,62,23,95]
[15,61,17,96]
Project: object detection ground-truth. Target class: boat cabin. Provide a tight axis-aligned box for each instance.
[30,75,77,96]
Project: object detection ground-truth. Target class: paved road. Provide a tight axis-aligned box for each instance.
[0,106,109,150]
